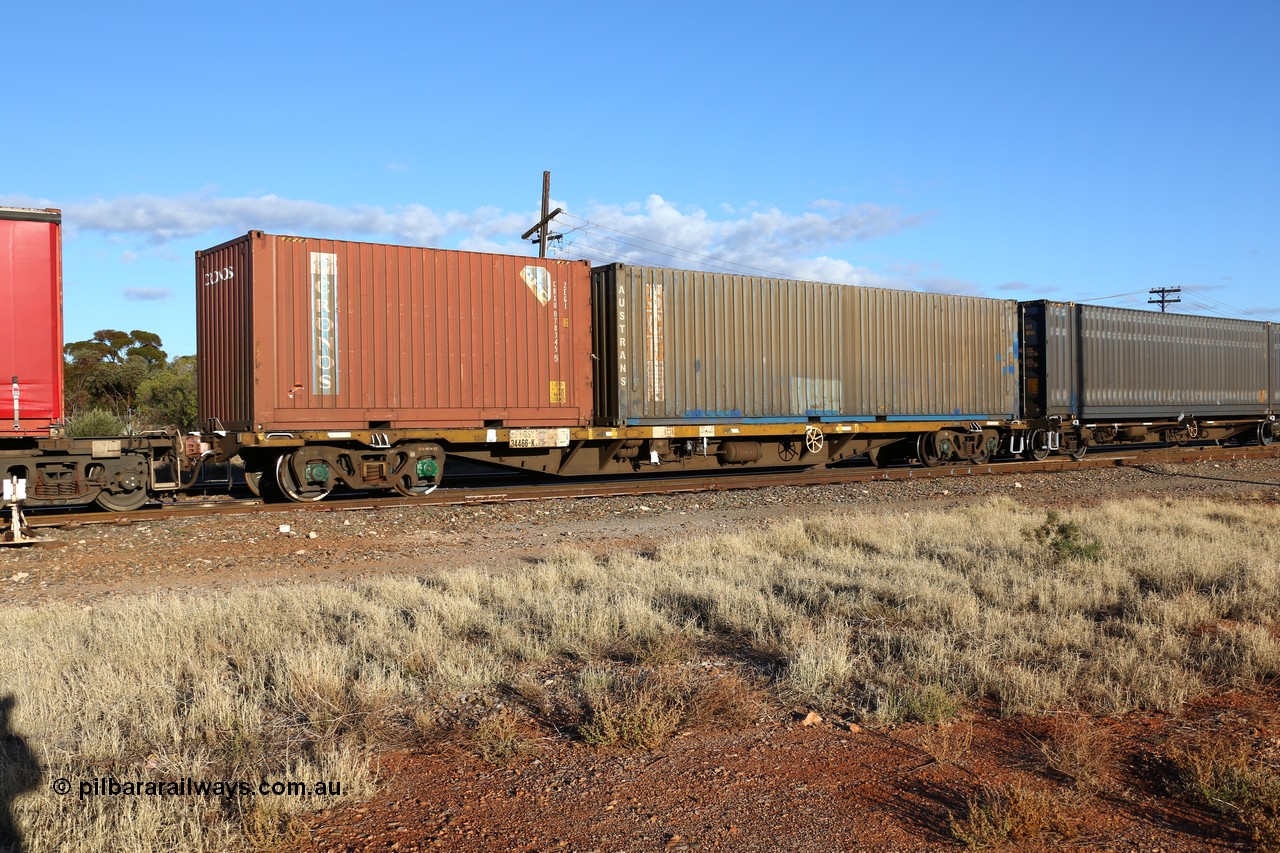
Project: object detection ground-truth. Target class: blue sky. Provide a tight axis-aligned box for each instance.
[4,1,1276,357]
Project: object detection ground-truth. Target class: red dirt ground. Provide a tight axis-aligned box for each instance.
[288,688,1277,852]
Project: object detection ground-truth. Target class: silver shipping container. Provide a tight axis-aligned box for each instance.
[592,264,1018,424]
[1020,301,1271,420]
[842,287,1018,418]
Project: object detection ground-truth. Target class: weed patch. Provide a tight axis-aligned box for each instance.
[1165,728,1280,848]
[473,709,539,764]
[949,780,1067,848]
[1030,511,1104,562]
[1037,716,1114,791]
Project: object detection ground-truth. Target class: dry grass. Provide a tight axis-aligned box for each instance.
[473,709,540,764]
[577,669,687,750]
[1,495,1277,849]
[1165,726,1280,849]
[1037,716,1115,791]
[916,721,975,764]
[949,779,1070,848]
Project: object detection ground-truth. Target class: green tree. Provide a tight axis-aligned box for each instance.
[137,355,198,430]
[63,329,175,427]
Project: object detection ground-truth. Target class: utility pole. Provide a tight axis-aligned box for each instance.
[1148,287,1181,313]
[520,171,563,258]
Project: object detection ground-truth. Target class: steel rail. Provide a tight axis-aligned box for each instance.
[14,443,1280,532]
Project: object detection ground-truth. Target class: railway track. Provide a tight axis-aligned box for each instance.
[11,443,1278,534]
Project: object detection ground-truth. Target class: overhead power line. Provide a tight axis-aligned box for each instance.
[1148,286,1181,313]
[1075,289,1151,303]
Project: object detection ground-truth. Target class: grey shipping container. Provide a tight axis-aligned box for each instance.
[1020,301,1271,420]
[591,264,1018,425]
[1272,323,1280,410]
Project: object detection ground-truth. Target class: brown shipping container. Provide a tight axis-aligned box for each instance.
[591,264,1017,424]
[197,233,593,431]
[1020,301,1271,419]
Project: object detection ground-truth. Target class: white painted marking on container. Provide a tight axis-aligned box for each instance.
[310,252,339,396]
[519,266,552,306]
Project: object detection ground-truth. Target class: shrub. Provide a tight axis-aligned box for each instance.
[64,408,125,437]
[1031,511,1104,562]
[1166,730,1280,849]
[949,780,1064,848]
[473,709,539,764]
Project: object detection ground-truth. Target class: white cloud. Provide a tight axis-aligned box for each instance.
[556,194,923,286]
[122,287,172,301]
[3,190,938,289]
[916,277,985,297]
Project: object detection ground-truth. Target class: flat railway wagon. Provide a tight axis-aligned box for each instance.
[194,236,1027,501]
[1019,300,1279,457]
[195,231,595,501]
[0,207,185,512]
[591,263,1021,470]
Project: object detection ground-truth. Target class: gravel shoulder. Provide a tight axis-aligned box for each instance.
[4,457,1280,608]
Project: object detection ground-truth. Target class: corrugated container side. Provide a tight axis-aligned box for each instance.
[1077,305,1269,418]
[1270,323,1279,411]
[0,208,63,435]
[196,235,255,429]
[592,264,845,423]
[1271,323,1279,411]
[197,234,593,431]
[843,288,1018,418]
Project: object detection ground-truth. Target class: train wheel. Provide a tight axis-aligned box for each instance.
[916,433,944,468]
[804,426,825,456]
[393,478,439,497]
[1261,422,1276,447]
[243,469,264,497]
[274,454,333,502]
[1023,429,1051,461]
[94,487,148,512]
[392,451,442,497]
[1067,444,1088,461]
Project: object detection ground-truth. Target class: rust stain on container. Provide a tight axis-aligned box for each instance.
[196,233,593,431]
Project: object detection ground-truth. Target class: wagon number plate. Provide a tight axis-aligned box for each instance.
[508,428,570,449]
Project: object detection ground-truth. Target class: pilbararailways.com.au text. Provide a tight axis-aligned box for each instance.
[58,777,343,800]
